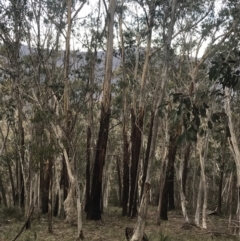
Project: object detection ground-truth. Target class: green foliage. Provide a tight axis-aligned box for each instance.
[0,206,23,222]
[148,232,170,241]
[209,55,240,89]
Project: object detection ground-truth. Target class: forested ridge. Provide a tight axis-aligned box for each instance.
[0,0,240,240]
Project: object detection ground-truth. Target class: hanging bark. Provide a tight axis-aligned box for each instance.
[86,0,116,220]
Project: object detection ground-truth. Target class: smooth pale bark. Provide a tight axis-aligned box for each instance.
[76,183,84,240]
[197,132,209,229]
[48,171,53,233]
[176,147,189,223]
[194,179,203,227]
[118,0,130,215]
[224,87,240,236]
[194,107,211,229]
[21,143,33,229]
[51,123,77,223]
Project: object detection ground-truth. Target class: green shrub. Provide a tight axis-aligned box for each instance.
[0,206,24,222]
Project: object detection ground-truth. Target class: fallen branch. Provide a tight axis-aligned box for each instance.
[11,204,35,241]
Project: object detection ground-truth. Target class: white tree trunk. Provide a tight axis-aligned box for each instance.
[51,123,77,223]
[194,179,202,227]
[176,150,189,223]
[224,87,240,236]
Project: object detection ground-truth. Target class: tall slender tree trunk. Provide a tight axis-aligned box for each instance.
[216,136,226,214]
[85,125,91,212]
[86,0,116,220]
[129,0,156,218]
[176,146,189,223]
[131,1,178,238]
[0,124,10,207]
[224,87,240,236]
[161,134,178,220]
[118,1,130,216]
[182,143,191,195]
[141,112,154,199]
[48,158,53,233]
[116,156,122,207]
[195,125,210,229]
[0,175,7,207]
[129,109,143,218]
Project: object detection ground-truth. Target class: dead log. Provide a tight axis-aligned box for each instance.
[125,227,148,241]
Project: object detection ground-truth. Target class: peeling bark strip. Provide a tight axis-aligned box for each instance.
[86,0,116,220]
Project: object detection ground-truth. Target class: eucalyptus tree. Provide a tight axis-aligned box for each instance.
[117,0,130,217]
[156,0,239,228]
[0,0,33,227]
[129,0,178,238]
[86,0,116,221]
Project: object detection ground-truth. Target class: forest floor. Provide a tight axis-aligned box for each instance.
[0,205,238,241]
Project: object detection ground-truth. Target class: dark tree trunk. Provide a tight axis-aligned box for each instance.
[160,134,177,220]
[53,193,59,217]
[16,157,24,208]
[116,156,122,207]
[7,160,16,206]
[182,143,191,195]
[216,137,226,214]
[217,164,224,215]
[86,106,110,220]
[85,125,91,212]
[61,157,69,201]
[40,159,50,214]
[168,164,175,210]
[141,112,154,199]
[16,116,25,209]
[160,181,168,220]
[0,174,7,207]
[122,125,130,216]
[128,108,143,218]
[48,158,53,233]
